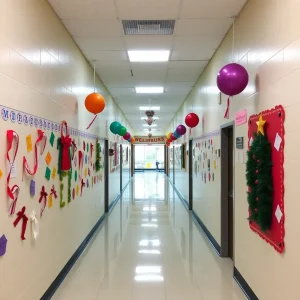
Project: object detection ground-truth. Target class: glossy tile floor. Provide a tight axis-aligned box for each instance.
[53,172,246,300]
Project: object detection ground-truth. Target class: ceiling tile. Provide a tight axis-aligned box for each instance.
[124,36,173,50]
[84,50,128,61]
[168,60,208,70]
[180,0,247,18]
[175,19,233,36]
[173,35,224,50]
[62,19,122,37]
[48,0,118,19]
[115,0,181,19]
[171,48,216,61]
[74,37,125,51]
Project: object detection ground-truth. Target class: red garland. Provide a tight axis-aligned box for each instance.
[13,206,28,240]
[50,185,58,199]
[39,186,48,217]
[60,121,72,172]
[6,130,20,215]
[23,130,47,178]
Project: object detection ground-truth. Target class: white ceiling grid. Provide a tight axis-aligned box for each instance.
[48,0,246,136]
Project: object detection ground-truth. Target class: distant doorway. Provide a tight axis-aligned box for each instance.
[220,122,234,260]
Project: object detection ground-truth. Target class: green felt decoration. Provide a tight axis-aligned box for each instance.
[45,167,51,180]
[50,132,55,147]
[74,170,78,182]
[95,139,101,172]
[246,132,273,232]
[87,143,89,152]
[59,171,72,207]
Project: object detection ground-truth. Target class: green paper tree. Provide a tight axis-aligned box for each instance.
[246,123,273,232]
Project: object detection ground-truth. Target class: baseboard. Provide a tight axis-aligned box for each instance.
[233,267,259,300]
[192,210,221,256]
[40,213,105,300]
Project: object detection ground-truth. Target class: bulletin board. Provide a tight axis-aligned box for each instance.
[247,105,285,253]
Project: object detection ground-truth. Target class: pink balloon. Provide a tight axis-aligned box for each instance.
[123,132,131,140]
[217,63,249,96]
[170,133,177,141]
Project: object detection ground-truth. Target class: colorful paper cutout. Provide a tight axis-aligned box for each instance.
[49,132,55,147]
[45,152,52,166]
[0,169,2,180]
[76,184,79,196]
[48,194,53,208]
[74,170,78,182]
[52,167,57,180]
[87,143,89,152]
[84,168,87,178]
[30,180,35,196]
[0,234,8,256]
[213,160,217,169]
[26,135,33,152]
[86,179,89,188]
[72,188,75,199]
[45,167,51,180]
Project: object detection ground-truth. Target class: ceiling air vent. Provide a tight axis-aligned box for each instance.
[122,20,175,35]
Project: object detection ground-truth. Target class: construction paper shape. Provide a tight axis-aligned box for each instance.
[74,170,78,182]
[87,143,89,152]
[45,152,52,166]
[52,167,57,180]
[49,132,55,147]
[76,184,79,196]
[0,169,2,180]
[48,194,53,208]
[30,180,35,196]
[74,156,77,167]
[45,167,51,180]
[26,135,33,152]
[85,154,88,164]
[235,109,247,126]
[83,141,86,151]
[92,177,94,187]
[0,235,7,256]
[213,160,217,169]
[72,188,75,199]
[84,168,87,178]
[274,133,282,151]
[86,179,89,188]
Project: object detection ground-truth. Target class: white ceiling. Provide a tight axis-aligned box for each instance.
[48,0,246,136]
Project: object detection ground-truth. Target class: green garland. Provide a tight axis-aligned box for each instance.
[95,139,102,172]
[246,132,273,231]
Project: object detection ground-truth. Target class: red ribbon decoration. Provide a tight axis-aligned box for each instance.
[224,97,230,119]
[71,139,77,160]
[39,186,48,217]
[80,179,85,196]
[86,115,98,130]
[50,185,58,199]
[13,206,28,240]
[88,168,90,176]
[6,130,20,215]
[60,121,72,171]
[90,144,94,166]
[23,130,47,178]
[78,151,83,180]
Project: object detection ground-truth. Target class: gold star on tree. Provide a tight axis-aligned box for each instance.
[256,114,266,135]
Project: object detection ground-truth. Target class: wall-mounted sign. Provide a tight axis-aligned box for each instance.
[236,137,244,149]
[235,109,247,126]
[134,136,166,144]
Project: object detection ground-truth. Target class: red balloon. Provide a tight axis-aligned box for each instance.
[185,113,199,128]
[166,138,172,143]
[123,132,131,140]
[170,133,177,141]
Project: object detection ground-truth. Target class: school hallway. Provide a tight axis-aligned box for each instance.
[52,172,246,300]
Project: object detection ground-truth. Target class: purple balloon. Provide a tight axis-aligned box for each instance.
[176,124,186,135]
[123,132,131,140]
[217,63,249,96]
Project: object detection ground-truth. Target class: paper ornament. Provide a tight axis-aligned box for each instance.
[0,169,2,180]
[30,211,39,240]
[72,188,75,199]
[26,135,33,152]
[52,167,57,180]
[0,235,7,256]
[48,194,53,208]
[49,132,55,147]
[13,207,28,240]
[30,180,35,196]
[45,167,51,180]
[76,185,79,196]
[45,152,52,166]
[39,186,48,217]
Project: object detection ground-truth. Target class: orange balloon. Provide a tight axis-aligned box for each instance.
[85,93,106,114]
[131,137,136,143]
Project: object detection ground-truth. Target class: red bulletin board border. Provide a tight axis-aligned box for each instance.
[247,105,285,253]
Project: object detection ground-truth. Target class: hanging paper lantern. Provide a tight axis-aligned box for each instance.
[185,113,199,129]
[123,132,131,140]
[170,133,177,141]
[118,126,127,136]
[145,110,155,117]
[131,137,136,143]
[217,63,249,118]
[110,121,121,134]
[176,124,186,135]
[173,131,181,139]
[85,93,106,129]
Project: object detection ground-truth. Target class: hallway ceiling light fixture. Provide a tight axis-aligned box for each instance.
[138,249,161,255]
[128,50,170,62]
[141,224,158,228]
[139,106,160,110]
[136,87,164,94]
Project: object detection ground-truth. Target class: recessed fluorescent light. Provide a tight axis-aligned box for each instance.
[143,124,157,127]
[139,106,160,110]
[138,249,161,255]
[141,117,159,120]
[128,50,170,62]
[136,87,164,94]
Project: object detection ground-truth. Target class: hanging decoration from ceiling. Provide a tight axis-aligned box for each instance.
[123,132,131,140]
[246,105,285,254]
[131,137,136,143]
[85,63,106,129]
[118,125,127,136]
[148,133,152,138]
[216,18,248,119]
[110,121,121,135]
[145,110,155,117]
[185,113,199,133]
